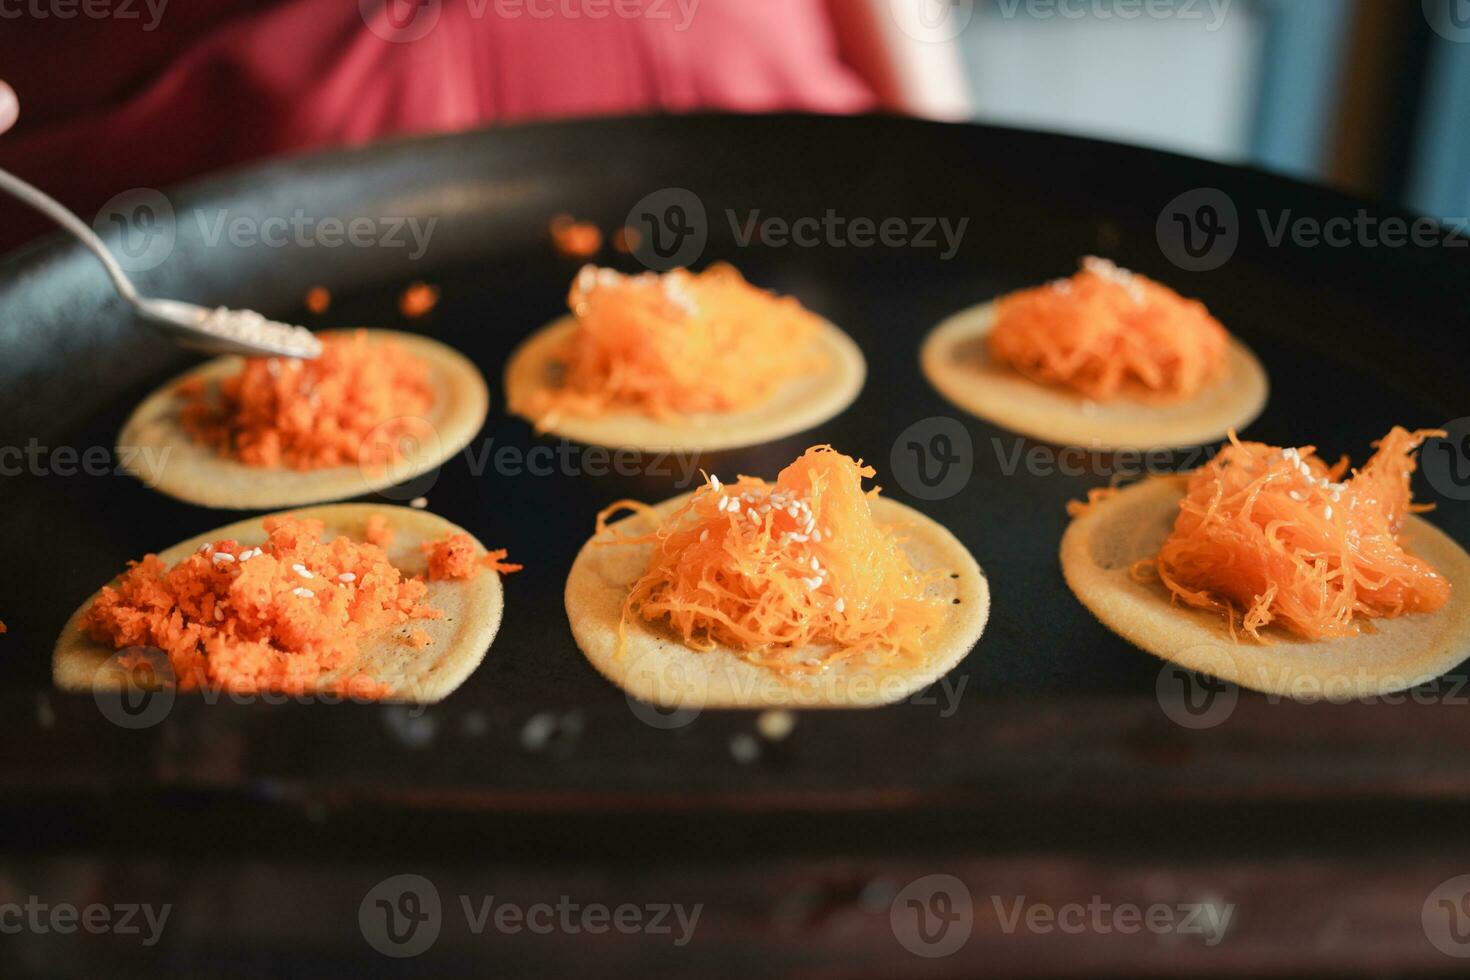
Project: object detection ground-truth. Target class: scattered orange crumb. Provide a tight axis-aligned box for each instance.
[512,263,827,426]
[81,515,446,697]
[179,330,436,471]
[305,286,331,315]
[365,513,395,549]
[598,446,946,673]
[988,256,1228,402]
[550,214,602,259]
[399,282,440,319]
[612,226,640,254]
[1152,427,1449,641]
[0,620,7,635]
[423,533,522,581]
[408,628,432,649]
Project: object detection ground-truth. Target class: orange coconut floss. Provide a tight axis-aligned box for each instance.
[179,330,435,470]
[399,282,440,319]
[1147,427,1449,641]
[423,533,523,581]
[516,263,827,427]
[596,446,947,673]
[81,517,517,695]
[549,214,603,259]
[988,256,1229,401]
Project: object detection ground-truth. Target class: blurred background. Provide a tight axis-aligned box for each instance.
[0,0,1466,249]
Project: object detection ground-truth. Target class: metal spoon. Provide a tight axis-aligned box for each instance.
[0,167,321,359]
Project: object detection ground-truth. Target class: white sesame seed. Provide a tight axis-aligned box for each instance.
[213,607,225,622]
[729,499,741,514]
[338,572,356,583]
[755,709,796,742]
[717,495,729,512]
[292,563,315,579]
[212,552,236,564]
[699,529,709,543]
[835,598,846,613]
[709,475,721,492]
[1324,506,1333,520]
[410,497,428,509]
[291,587,314,599]
[198,543,211,554]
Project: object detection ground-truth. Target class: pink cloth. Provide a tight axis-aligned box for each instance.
[0,0,874,251]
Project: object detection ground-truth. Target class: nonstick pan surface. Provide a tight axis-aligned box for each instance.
[1,113,1468,815]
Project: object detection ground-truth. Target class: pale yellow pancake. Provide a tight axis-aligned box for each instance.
[504,315,865,452]
[565,494,989,708]
[920,301,1268,450]
[119,330,489,509]
[54,504,505,703]
[1060,476,1470,699]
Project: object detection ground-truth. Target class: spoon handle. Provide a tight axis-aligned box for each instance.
[0,166,140,306]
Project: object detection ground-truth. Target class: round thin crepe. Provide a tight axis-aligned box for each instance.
[504,315,866,452]
[119,330,489,509]
[565,494,989,708]
[920,301,1269,450]
[1060,476,1470,699]
[54,504,505,703]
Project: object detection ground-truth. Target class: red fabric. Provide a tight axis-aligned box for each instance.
[0,0,874,251]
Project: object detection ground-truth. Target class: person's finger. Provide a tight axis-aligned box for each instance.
[0,82,17,135]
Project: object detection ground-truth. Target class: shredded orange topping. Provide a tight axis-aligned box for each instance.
[596,446,947,674]
[1149,427,1449,641]
[514,263,826,426]
[82,519,518,696]
[365,513,394,549]
[988,256,1228,401]
[399,282,439,319]
[82,516,435,696]
[550,214,603,258]
[305,286,331,315]
[179,330,435,470]
[423,533,523,581]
